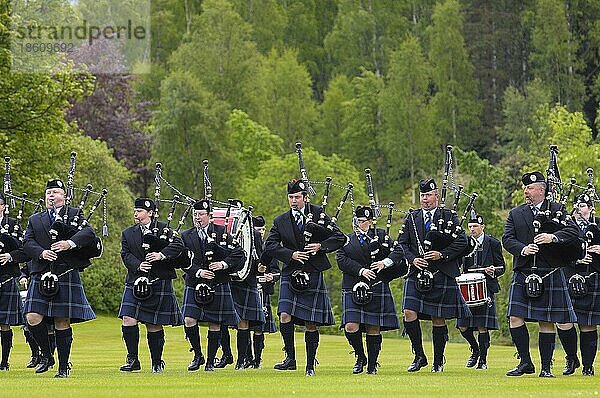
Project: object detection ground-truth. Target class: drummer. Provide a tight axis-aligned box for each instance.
[456,214,505,370]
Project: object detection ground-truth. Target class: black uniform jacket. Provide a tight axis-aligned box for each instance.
[0,216,30,277]
[502,200,579,272]
[24,207,97,275]
[461,234,506,293]
[121,221,184,284]
[264,203,346,275]
[181,223,245,287]
[389,207,467,278]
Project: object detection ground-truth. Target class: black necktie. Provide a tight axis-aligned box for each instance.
[49,211,55,223]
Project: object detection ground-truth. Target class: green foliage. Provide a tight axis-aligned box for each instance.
[232,0,287,54]
[316,74,352,156]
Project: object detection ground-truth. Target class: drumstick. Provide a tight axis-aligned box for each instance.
[257,273,281,283]
[466,266,504,273]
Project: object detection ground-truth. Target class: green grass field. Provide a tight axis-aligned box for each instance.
[0,315,597,397]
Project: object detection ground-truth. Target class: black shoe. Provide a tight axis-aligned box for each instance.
[119,356,141,372]
[188,354,205,371]
[539,368,555,378]
[35,356,55,374]
[506,361,535,376]
[252,359,261,369]
[431,364,444,373]
[152,360,165,374]
[305,368,315,377]
[562,356,580,376]
[583,366,595,376]
[0,362,8,371]
[235,359,252,370]
[54,363,71,378]
[204,362,215,372]
[274,356,297,371]
[352,355,367,374]
[27,355,41,368]
[476,360,487,370]
[366,367,378,375]
[214,354,233,369]
[466,350,480,368]
[407,355,428,372]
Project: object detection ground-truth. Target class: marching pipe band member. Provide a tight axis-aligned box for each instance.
[265,179,346,377]
[118,198,184,374]
[558,193,600,376]
[180,199,245,372]
[216,211,266,370]
[388,179,470,373]
[456,214,505,370]
[0,192,29,371]
[246,215,280,369]
[22,179,98,378]
[503,172,579,377]
[336,206,400,375]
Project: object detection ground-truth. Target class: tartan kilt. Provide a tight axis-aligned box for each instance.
[278,272,335,326]
[341,281,399,331]
[24,271,95,323]
[562,267,600,325]
[0,277,23,326]
[255,293,277,333]
[118,279,183,326]
[456,294,499,330]
[230,282,265,328]
[507,270,577,323]
[402,272,472,321]
[181,283,240,327]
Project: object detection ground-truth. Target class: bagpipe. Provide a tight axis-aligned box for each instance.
[5,152,110,298]
[410,145,478,293]
[290,143,353,293]
[524,145,586,299]
[133,163,194,301]
[0,156,29,254]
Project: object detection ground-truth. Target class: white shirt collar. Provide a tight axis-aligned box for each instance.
[423,208,436,216]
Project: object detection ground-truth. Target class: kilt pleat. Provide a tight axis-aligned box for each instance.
[181,283,240,327]
[0,277,23,325]
[562,267,600,325]
[230,283,265,327]
[456,294,499,330]
[341,281,399,331]
[255,293,277,333]
[24,271,95,323]
[278,272,335,326]
[507,270,577,323]
[402,272,472,321]
[118,279,183,326]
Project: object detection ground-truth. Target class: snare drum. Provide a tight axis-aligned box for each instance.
[456,272,488,307]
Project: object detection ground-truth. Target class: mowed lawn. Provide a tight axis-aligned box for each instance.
[0,315,598,397]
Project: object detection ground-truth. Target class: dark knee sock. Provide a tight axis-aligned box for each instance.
[403,319,424,357]
[207,330,221,365]
[253,333,265,363]
[55,328,73,369]
[460,328,479,352]
[280,322,295,359]
[366,334,382,370]
[184,325,202,356]
[29,322,51,358]
[478,332,490,362]
[539,332,556,370]
[49,332,56,357]
[432,325,448,366]
[305,330,319,370]
[236,329,250,364]
[246,335,254,362]
[344,330,366,360]
[1,329,13,364]
[557,327,578,360]
[24,330,39,357]
[121,325,139,359]
[580,330,598,368]
[147,329,165,366]
[220,325,232,356]
[509,324,531,363]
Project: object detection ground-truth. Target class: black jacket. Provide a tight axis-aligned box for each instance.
[461,234,505,294]
[181,223,245,287]
[502,200,579,272]
[121,221,184,284]
[23,207,97,275]
[390,208,467,278]
[0,216,30,277]
[336,228,397,290]
[265,203,346,275]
